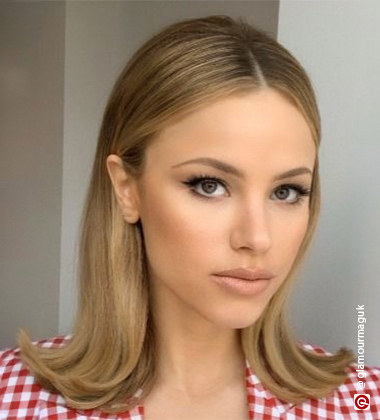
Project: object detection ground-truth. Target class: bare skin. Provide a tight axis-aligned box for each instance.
[142,377,250,420]
[106,88,316,419]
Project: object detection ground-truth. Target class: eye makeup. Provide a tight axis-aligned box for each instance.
[181,172,312,206]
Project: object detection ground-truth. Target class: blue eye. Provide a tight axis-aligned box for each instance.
[182,173,312,206]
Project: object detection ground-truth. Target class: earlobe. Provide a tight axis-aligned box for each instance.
[106,155,140,224]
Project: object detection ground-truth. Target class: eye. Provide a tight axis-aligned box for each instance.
[182,174,312,205]
[272,184,311,206]
[182,174,228,199]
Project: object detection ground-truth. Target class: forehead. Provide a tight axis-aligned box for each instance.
[147,88,316,170]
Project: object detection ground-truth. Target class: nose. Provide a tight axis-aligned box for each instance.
[230,199,272,254]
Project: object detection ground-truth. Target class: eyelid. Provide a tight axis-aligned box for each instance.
[182,172,312,204]
[183,173,311,191]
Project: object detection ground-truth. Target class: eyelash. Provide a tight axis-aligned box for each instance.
[182,173,312,206]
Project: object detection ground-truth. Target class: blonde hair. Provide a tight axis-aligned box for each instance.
[18,15,355,414]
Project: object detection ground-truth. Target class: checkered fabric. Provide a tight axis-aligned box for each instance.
[1,335,379,419]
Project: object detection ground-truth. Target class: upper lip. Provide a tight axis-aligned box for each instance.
[213,267,274,281]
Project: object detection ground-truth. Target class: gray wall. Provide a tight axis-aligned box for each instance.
[0,2,64,349]
[278,0,380,367]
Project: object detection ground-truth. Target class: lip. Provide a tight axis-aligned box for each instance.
[211,275,271,296]
[212,267,274,281]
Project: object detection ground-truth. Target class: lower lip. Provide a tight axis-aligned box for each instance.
[211,275,271,296]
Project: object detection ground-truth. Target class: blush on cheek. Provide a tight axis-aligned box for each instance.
[142,200,202,273]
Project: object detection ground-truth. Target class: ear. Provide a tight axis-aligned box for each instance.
[106,154,141,224]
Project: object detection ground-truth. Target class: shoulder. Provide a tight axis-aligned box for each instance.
[0,335,72,378]
[0,335,142,420]
[0,334,72,385]
[297,341,380,417]
[0,335,71,420]
[297,339,335,355]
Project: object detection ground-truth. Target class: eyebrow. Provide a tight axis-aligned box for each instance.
[172,157,313,181]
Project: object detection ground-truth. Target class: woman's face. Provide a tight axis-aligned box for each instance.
[133,88,316,329]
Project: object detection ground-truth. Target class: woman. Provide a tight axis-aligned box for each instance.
[1,15,379,420]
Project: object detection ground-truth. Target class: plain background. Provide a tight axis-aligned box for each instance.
[0,1,379,367]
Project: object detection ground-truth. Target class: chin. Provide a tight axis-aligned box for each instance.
[214,311,264,330]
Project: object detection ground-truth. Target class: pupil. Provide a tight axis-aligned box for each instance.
[204,181,216,193]
[278,188,289,199]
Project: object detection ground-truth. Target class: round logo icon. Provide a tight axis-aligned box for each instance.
[354,394,370,410]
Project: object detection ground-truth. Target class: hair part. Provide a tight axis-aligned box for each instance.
[18,15,355,414]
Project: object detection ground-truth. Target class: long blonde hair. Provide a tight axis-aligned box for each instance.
[18,15,355,414]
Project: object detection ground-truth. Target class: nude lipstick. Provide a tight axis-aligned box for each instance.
[211,267,274,296]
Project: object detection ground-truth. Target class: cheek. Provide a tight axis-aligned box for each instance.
[278,211,309,267]
[140,192,213,280]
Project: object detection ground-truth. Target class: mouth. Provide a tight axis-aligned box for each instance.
[210,274,272,296]
[213,267,275,282]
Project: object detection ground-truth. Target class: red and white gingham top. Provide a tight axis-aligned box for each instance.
[1,335,379,419]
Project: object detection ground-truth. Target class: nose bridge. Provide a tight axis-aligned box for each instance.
[232,195,272,252]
